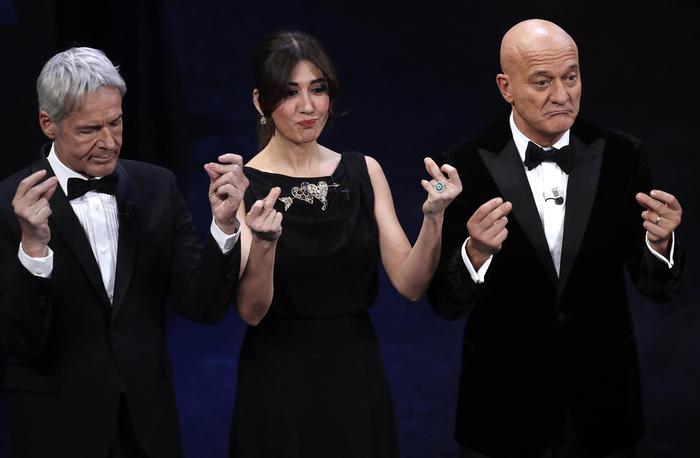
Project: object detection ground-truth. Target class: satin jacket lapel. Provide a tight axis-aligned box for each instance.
[557,134,604,302]
[479,140,558,285]
[34,157,111,306]
[111,162,139,319]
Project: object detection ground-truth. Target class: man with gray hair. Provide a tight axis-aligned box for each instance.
[428,19,684,458]
[0,47,246,457]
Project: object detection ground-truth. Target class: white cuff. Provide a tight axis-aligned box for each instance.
[645,231,675,269]
[18,243,53,278]
[461,238,493,284]
[210,218,241,254]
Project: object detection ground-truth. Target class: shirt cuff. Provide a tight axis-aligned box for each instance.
[645,231,675,268]
[461,238,493,284]
[18,243,53,278]
[210,218,241,254]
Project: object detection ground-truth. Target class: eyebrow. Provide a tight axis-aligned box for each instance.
[76,114,123,129]
[530,65,580,78]
[287,77,327,86]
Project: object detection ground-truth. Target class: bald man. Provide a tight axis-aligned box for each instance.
[427,19,684,458]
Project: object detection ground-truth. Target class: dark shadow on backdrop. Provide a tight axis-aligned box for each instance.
[0,0,203,176]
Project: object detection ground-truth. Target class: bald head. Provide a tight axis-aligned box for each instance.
[500,19,577,74]
[495,19,582,146]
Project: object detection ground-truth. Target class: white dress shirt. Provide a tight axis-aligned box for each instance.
[462,112,674,283]
[18,144,240,303]
[511,114,570,275]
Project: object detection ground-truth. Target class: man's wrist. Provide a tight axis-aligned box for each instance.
[214,218,240,235]
[210,218,240,254]
[18,242,53,278]
[466,239,489,271]
[20,239,49,258]
[648,238,670,257]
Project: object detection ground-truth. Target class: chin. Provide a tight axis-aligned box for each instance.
[544,119,575,137]
[296,134,321,144]
[86,162,118,178]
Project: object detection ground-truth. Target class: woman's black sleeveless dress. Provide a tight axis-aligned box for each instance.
[229,152,399,458]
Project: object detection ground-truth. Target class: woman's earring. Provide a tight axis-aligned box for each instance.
[259,115,267,126]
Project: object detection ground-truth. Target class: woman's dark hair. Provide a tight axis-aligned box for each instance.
[253,30,340,149]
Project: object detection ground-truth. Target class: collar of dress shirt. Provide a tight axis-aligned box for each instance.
[47,143,110,197]
[509,112,571,162]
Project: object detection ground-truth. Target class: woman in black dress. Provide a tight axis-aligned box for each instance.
[230,31,462,458]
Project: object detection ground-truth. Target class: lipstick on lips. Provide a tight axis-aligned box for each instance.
[298,118,317,128]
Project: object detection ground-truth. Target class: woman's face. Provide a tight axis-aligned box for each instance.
[270,59,330,145]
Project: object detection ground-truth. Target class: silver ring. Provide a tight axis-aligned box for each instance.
[655,216,661,224]
[433,181,447,193]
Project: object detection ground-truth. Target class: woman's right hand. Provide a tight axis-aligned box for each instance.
[246,187,283,243]
[421,157,462,217]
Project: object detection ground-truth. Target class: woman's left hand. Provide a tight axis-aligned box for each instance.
[421,157,462,216]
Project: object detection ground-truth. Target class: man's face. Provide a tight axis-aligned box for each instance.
[41,86,123,177]
[500,43,581,146]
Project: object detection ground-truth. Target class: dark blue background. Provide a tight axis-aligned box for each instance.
[1,1,698,456]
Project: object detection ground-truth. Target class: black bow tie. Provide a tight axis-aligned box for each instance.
[523,141,574,174]
[66,174,119,200]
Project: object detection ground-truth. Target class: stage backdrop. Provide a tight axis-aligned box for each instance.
[0,1,698,457]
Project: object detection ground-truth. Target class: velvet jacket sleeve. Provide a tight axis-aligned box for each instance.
[0,209,54,360]
[155,167,240,325]
[614,131,685,302]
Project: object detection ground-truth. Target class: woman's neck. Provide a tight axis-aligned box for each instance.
[258,136,327,176]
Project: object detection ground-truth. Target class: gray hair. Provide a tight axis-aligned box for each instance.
[37,47,127,123]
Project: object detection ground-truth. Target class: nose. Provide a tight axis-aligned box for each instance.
[299,90,314,114]
[549,79,569,105]
[97,126,116,149]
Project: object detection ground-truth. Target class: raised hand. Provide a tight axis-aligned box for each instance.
[465,197,513,270]
[636,189,682,257]
[204,153,249,234]
[246,187,283,243]
[12,170,58,257]
[421,157,462,216]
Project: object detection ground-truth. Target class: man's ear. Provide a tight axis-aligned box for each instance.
[39,111,57,139]
[496,74,514,104]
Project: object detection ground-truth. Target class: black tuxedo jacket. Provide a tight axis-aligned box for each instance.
[0,153,240,457]
[427,118,684,458]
